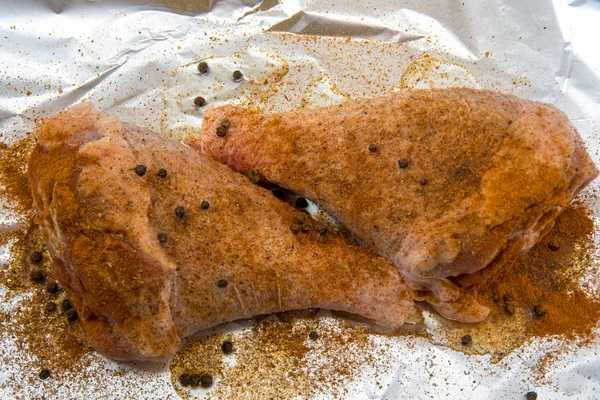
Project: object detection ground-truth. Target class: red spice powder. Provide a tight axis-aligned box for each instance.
[480,205,600,341]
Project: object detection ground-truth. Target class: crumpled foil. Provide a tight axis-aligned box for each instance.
[1,0,600,398]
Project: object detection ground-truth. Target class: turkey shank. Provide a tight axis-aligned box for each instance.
[27,104,414,361]
[194,88,598,322]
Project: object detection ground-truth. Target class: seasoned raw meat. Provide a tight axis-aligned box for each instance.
[194,88,598,322]
[27,104,414,361]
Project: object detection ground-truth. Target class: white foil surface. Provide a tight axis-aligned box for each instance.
[1,1,600,399]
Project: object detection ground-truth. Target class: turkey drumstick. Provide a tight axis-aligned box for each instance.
[27,104,415,361]
[194,88,598,322]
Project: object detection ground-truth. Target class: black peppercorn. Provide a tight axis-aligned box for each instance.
[180,373,192,387]
[295,197,308,208]
[30,251,43,263]
[66,309,78,322]
[308,330,319,340]
[547,242,560,251]
[217,279,228,288]
[194,96,206,108]
[368,144,378,152]
[30,270,44,283]
[272,188,285,200]
[200,374,213,388]
[46,281,60,294]
[461,334,472,345]
[175,206,185,218]
[200,200,210,210]
[420,178,428,186]
[39,369,51,380]
[221,340,234,354]
[525,392,538,400]
[397,159,409,169]
[216,126,227,137]
[533,305,546,318]
[232,70,243,82]
[198,61,209,75]
[45,302,57,312]
[134,164,147,176]
[62,299,73,311]
[189,374,201,387]
[158,232,168,244]
[220,118,230,129]
[157,168,168,178]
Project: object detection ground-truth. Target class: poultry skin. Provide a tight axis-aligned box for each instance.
[27,104,415,361]
[194,88,598,322]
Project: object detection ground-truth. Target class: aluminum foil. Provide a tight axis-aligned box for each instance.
[2,0,600,398]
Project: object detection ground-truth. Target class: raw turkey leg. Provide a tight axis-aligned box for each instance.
[28,104,414,361]
[193,88,598,322]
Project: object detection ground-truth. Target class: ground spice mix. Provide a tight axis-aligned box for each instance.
[480,205,600,341]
